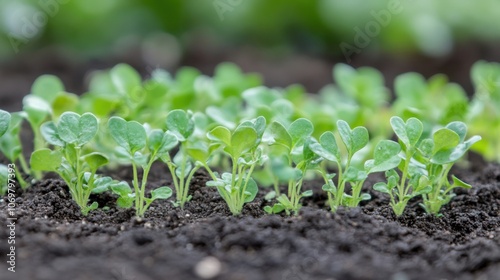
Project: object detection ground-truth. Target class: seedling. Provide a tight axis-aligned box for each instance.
[206,117,266,215]
[30,112,110,215]
[417,122,481,215]
[310,120,401,212]
[468,61,500,162]
[108,116,176,217]
[263,119,316,215]
[373,117,431,216]
[164,109,198,208]
[0,112,29,188]
[0,110,11,194]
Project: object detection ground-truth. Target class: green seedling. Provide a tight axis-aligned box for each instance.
[108,116,176,217]
[0,112,29,188]
[310,120,400,212]
[263,119,316,215]
[417,122,481,215]
[30,112,110,215]
[373,117,431,216]
[467,61,500,162]
[206,117,267,215]
[0,110,11,194]
[164,109,198,208]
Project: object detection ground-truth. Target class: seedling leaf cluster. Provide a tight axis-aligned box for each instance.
[0,62,490,218]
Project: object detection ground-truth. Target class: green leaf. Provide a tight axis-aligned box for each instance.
[0,110,10,137]
[58,112,99,147]
[31,75,64,104]
[166,109,195,141]
[451,175,472,189]
[111,181,133,197]
[344,166,367,182]
[151,187,173,200]
[83,153,108,171]
[418,139,434,158]
[207,126,231,146]
[40,122,65,147]
[148,130,178,157]
[23,95,51,126]
[269,121,292,150]
[30,149,62,172]
[187,144,210,164]
[302,190,313,197]
[229,126,258,158]
[243,178,258,203]
[52,93,79,117]
[366,140,402,173]
[110,64,142,95]
[288,118,314,146]
[390,117,423,147]
[108,117,147,154]
[239,116,266,139]
[445,122,467,142]
[310,131,340,163]
[337,120,368,155]
[373,182,390,194]
[432,128,460,154]
[91,176,114,194]
[432,135,481,164]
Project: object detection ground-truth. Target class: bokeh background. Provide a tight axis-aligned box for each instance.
[1,0,500,102]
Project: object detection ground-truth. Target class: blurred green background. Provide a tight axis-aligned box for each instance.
[1,0,499,58]
[0,0,500,98]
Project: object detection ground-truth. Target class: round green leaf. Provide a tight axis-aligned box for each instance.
[166,109,194,141]
[148,130,178,156]
[432,128,460,154]
[368,140,402,173]
[230,126,258,158]
[269,121,292,150]
[30,149,62,172]
[207,126,231,146]
[40,122,65,147]
[151,186,173,200]
[110,63,142,95]
[390,117,423,147]
[0,110,10,137]
[83,152,109,171]
[58,112,98,146]
[243,178,258,203]
[288,118,313,146]
[31,74,64,104]
[108,117,147,154]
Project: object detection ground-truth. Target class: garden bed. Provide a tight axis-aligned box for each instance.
[1,51,500,280]
[0,156,499,280]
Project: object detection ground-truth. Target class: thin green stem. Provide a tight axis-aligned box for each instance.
[132,163,141,215]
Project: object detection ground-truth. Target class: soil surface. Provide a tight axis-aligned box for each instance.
[0,156,499,280]
[1,47,500,280]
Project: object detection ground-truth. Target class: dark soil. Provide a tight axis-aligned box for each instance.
[0,155,499,280]
[1,46,500,280]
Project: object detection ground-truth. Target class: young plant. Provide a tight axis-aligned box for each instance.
[263,119,316,215]
[0,112,29,188]
[417,122,481,215]
[30,112,110,215]
[108,117,176,217]
[310,120,400,212]
[0,110,11,194]
[373,117,432,216]
[206,117,266,215]
[163,109,198,208]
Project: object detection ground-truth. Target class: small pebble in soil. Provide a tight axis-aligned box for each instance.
[194,256,222,279]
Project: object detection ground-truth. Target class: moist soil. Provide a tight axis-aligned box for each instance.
[0,156,499,280]
[1,47,500,280]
